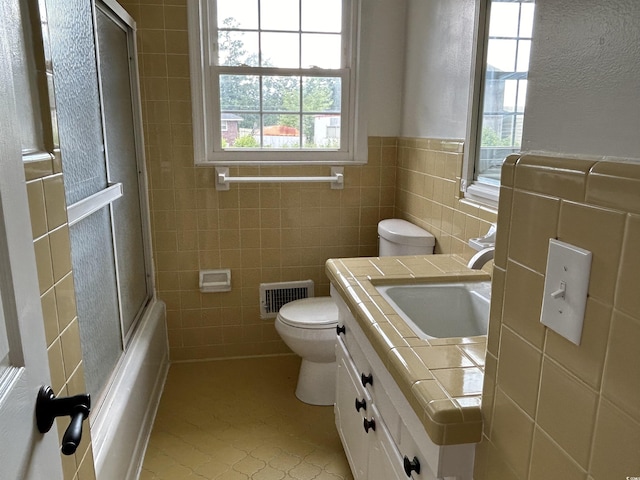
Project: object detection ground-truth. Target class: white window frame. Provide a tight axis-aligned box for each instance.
[463,0,533,207]
[188,0,368,166]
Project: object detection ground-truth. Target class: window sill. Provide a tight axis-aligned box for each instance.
[464,182,500,210]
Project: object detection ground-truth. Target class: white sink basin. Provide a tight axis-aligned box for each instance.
[375,281,491,339]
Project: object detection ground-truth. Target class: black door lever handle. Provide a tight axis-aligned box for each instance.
[36,386,91,455]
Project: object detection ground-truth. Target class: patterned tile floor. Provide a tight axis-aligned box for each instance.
[140,355,353,480]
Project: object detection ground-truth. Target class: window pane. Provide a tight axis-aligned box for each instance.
[263,115,301,148]
[302,77,341,113]
[516,39,531,72]
[263,76,300,112]
[217,0,258,29]
[486,38,517,73]
[502,79,518,112]
[261,0,299,31]
[261,32,299,68]
[209,0,351,155]
[306,115,340,148]
[224,113,259,148]
[475,0,535,186]
[489,2,520,37]
[302,34,341,69]
[220,74,260,110]
[516,79,528,110]
[218,30,259,66]
[519,3,535,37]
[302,0,342,33]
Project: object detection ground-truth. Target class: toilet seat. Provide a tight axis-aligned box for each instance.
[277,297,338,330]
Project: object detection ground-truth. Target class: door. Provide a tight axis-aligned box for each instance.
[0,1,63,478]
[56,0,152,403]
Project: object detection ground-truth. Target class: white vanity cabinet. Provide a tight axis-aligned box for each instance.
[332,286,476,480]
[336,339,409,480]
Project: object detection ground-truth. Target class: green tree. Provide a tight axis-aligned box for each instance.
[218,18,250,66]
[481,126,512,147]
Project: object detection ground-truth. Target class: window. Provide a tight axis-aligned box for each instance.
[464,0,535,203]
[188,0,367,165]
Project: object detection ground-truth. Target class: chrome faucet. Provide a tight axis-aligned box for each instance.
[467,247,495,270]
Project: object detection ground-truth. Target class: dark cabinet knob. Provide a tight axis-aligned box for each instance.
[363,417,376,433]
[403,456,421,477]
[355,398,367,412]
[336,324,346,335]
[361,372,373,387]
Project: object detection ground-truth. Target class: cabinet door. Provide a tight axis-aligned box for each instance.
[367,404,407,480]
[335,340,370,479]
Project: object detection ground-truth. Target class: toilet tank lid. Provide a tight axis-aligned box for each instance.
[278,297,338,328]
[378,219,435,247]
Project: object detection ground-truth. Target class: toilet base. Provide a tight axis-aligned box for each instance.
[295,359,336,406]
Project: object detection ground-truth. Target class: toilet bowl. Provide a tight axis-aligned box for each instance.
[275,297,339,405]
[275,219,435,406]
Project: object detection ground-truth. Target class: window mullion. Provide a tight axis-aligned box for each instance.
[299,76,303,147]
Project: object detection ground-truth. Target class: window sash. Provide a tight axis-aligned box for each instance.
[208,0,352,160]
[189,0,366,165]
[210,65,351,154]
[463,0,535,206]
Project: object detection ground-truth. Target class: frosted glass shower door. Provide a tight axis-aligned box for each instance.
[96,3,151,340]
[51,0,152,401]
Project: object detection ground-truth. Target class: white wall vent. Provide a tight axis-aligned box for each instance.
[259,280,314,319]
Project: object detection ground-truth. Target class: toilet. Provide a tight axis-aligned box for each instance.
[275,219,435,405]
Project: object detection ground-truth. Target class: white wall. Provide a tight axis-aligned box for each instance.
[400,0,477,139]
[521,0,640,158]
[364,0,408,137]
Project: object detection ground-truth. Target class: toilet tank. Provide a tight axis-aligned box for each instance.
[378,219,435,256]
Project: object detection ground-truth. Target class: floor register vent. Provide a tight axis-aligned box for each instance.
[260,280,314,319]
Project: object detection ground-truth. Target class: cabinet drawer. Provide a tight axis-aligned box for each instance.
[344,330,372,387]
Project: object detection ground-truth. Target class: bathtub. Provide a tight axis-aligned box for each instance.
[91,298,169,480]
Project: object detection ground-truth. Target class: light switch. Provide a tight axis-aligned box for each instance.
[540,239,592,345]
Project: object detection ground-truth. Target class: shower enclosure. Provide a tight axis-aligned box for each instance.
[45,0,168,477]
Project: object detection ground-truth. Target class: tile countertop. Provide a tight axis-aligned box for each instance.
[326,254,492,446]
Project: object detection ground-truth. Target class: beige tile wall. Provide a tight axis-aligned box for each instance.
[475,153,640,480]
[119,0,500,362]
[395,138,498,258]
[25,161,96,480]
[120,0,403,361]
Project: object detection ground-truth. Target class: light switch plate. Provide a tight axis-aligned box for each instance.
[540,239,592,345]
